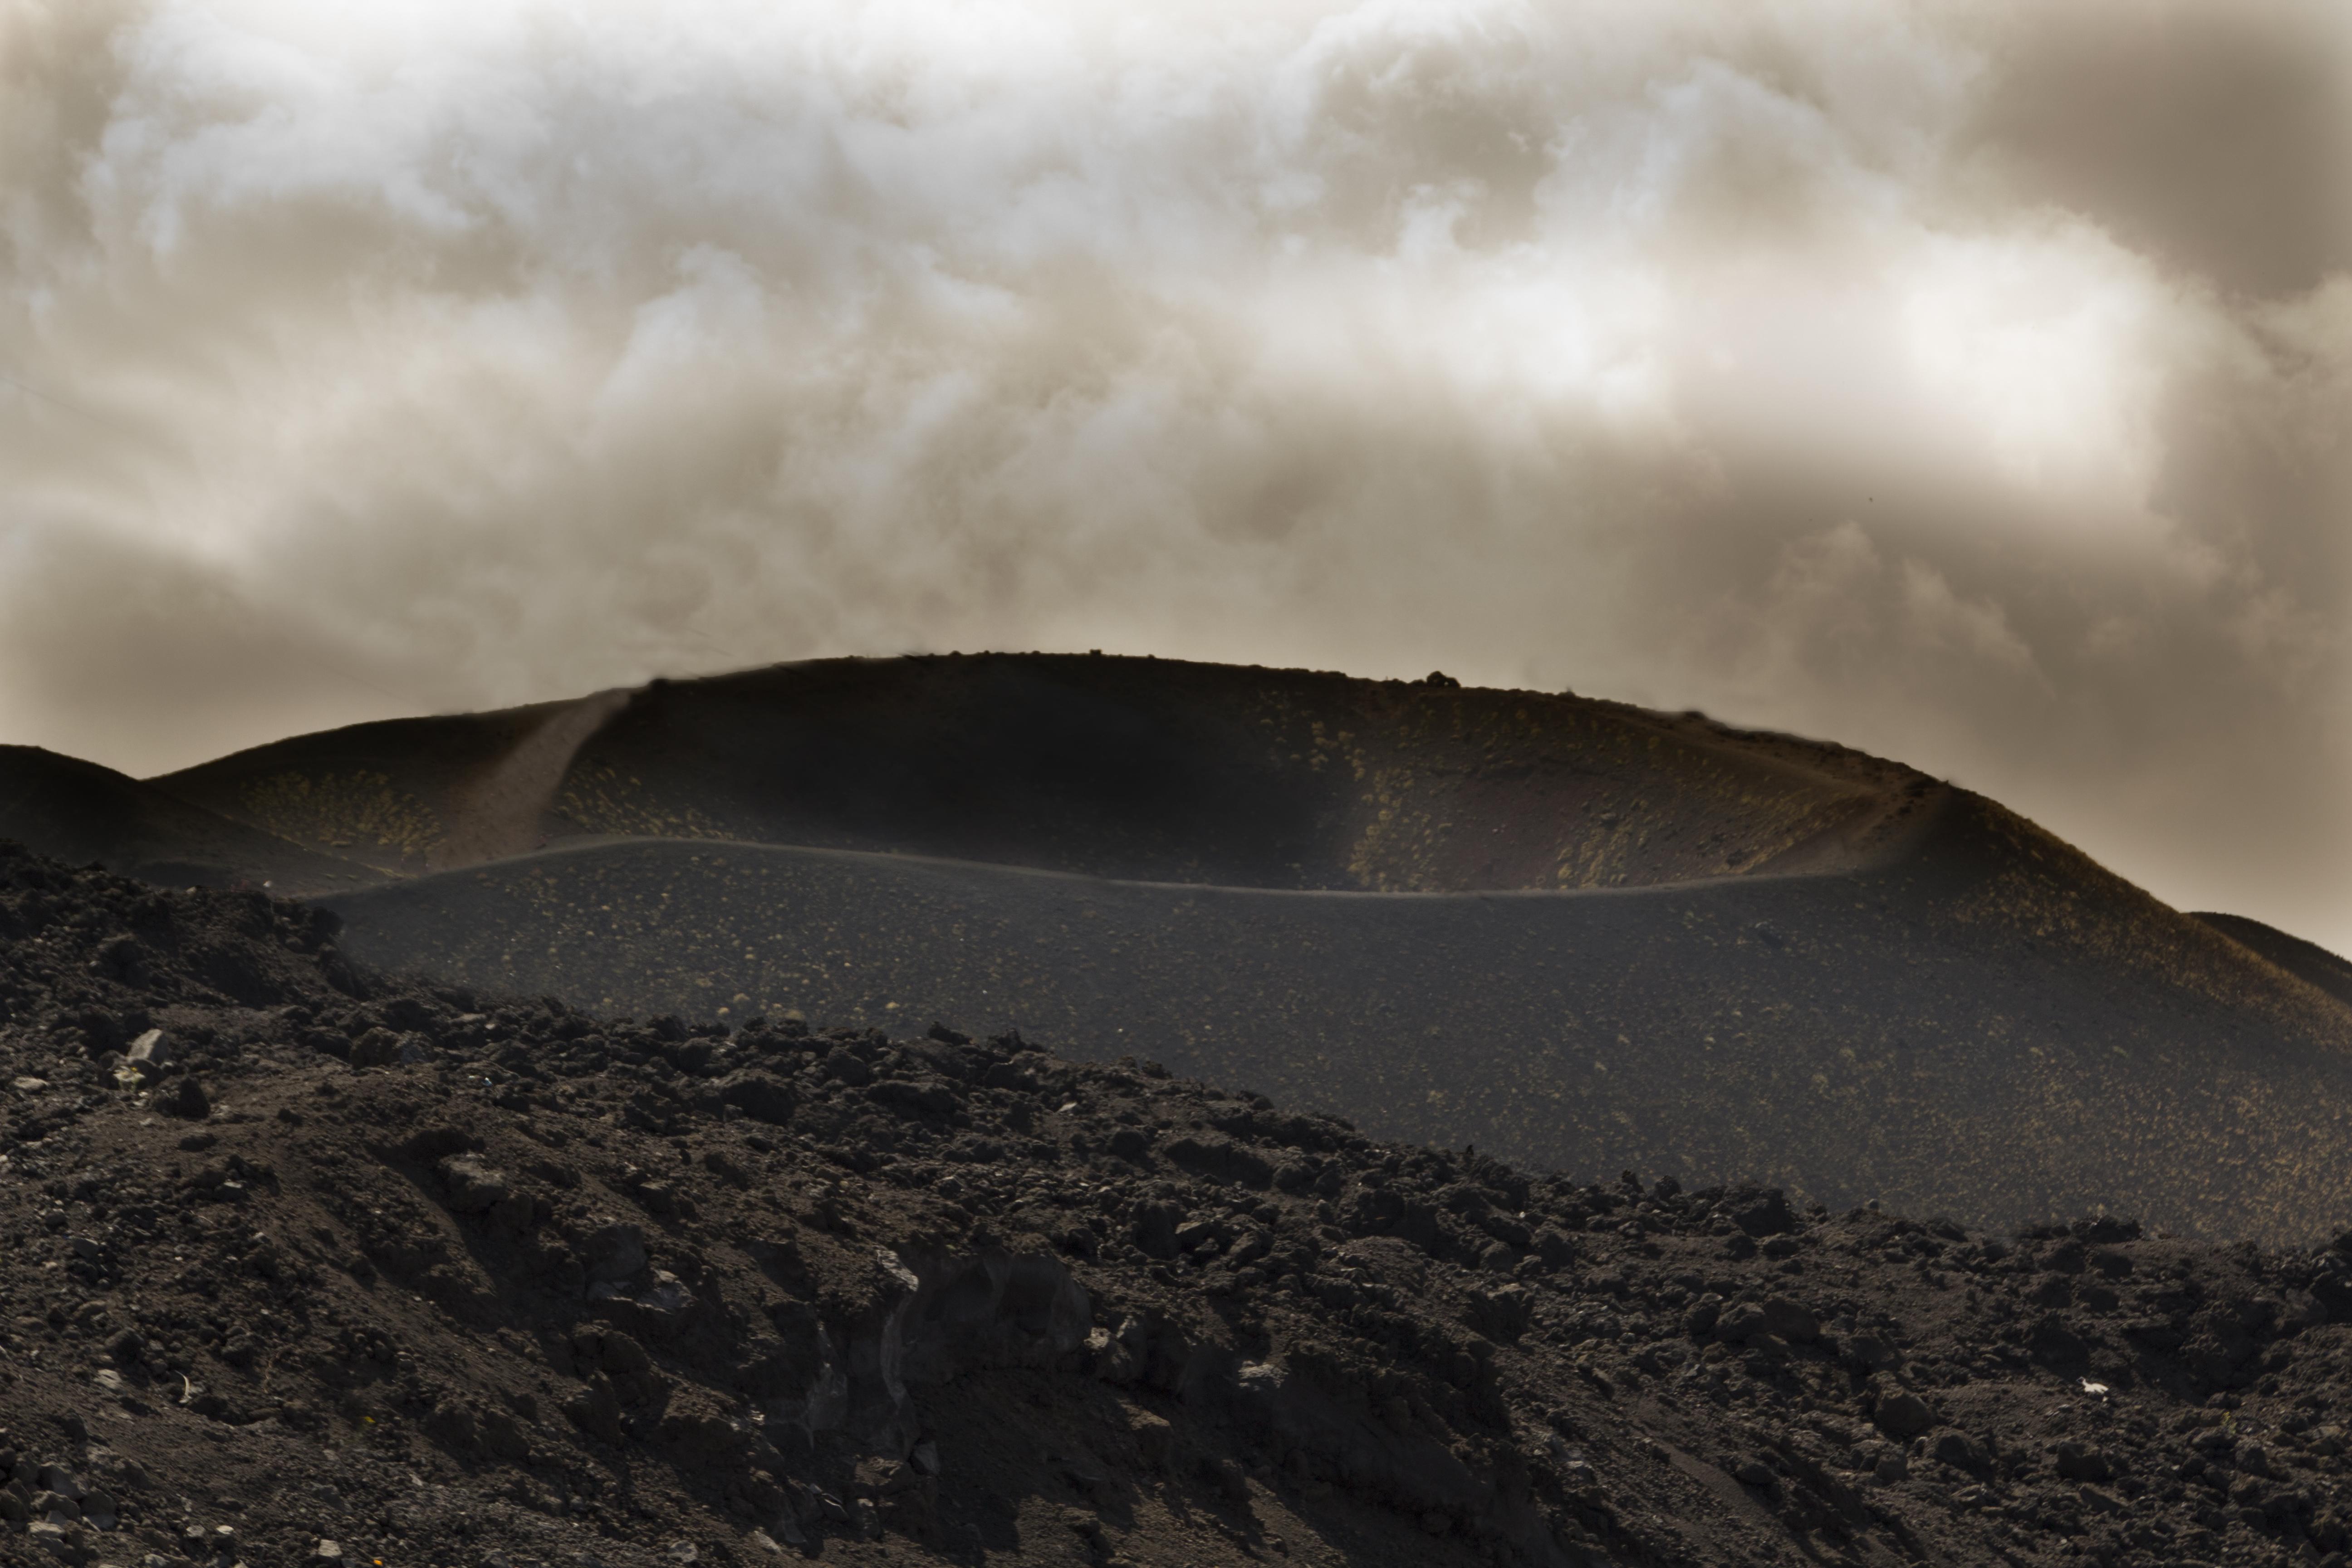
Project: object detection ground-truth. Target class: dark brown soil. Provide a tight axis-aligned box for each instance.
[5,839,2352,1568]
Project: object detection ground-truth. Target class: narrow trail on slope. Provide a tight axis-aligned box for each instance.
[428,688,634,872]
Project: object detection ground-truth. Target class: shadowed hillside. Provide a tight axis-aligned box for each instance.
[529,657,1942,890]
[0,745,366,890]
[2195,911,2352,1010]
[136,656,1941,893]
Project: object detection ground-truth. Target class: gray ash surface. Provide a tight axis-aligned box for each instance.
[2,839,2351,1568]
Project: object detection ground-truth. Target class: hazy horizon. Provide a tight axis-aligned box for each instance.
[4,0,2349,949]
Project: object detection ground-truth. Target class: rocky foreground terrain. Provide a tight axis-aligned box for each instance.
[3,840,2352,1568]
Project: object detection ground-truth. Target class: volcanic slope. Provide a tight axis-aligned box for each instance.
[19,654,2352,1238]
[226,654,2344,1244]
[0,745,368,892]
[321,790,2352,1245]
[2194,913,2352,1012]
[143,655,1938,892]
[9,842,2352,1568]
[146,688,633,884]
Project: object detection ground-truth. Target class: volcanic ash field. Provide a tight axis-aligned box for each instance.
[5,843,2352,1568]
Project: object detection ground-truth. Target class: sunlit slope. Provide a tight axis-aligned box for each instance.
[0,745,361,890]
[540,655,1940,889]
[322,792,2352,1242]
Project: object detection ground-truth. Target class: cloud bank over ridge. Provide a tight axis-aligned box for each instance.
[2,0,2349,943]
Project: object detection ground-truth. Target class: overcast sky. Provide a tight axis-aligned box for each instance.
[4,0,2349,946]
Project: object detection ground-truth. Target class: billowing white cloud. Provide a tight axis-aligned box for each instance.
[2,0,2349,945]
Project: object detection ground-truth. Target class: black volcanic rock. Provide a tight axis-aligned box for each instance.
[3,839,2352,1568]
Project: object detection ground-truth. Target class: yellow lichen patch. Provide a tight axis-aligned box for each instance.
[1206,669,1927,892]
[238,770,441,868]
[554,761,729,841]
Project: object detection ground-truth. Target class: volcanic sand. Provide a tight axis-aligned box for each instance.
[319,786,2352,1245]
